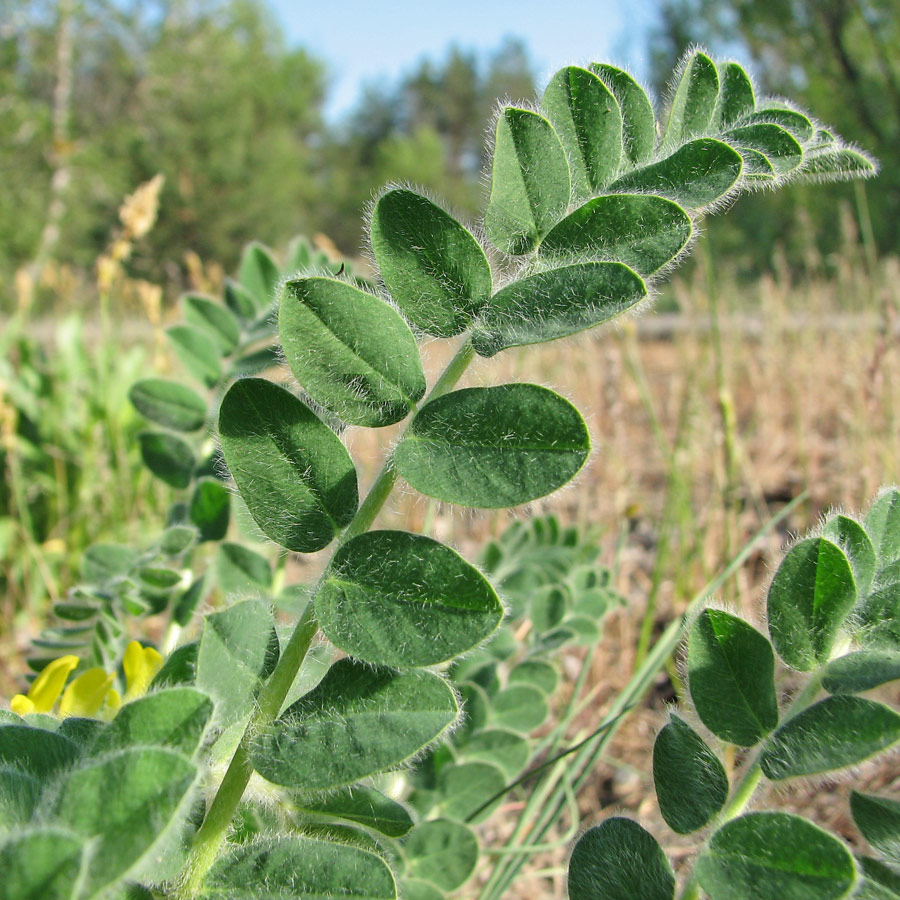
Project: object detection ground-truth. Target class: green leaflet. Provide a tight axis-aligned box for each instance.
[251,659,458,790]
[538,194,692,275]
[316,530,503,668]
[857,856,900,899]
[150,641,199,688]
[129,378,207,432]
[403,818,479,892]
[294,785,414,838]
[743,107,814,142]
[158,525,196,556]
[472,262,646,357]
[724,123,803,175]
[823,514,877,597]
[484,107,570,255]
[439,760,506,823]
[183,293,240,355]
[714,62,756,129]
[189,478,230,542]
[823,649,900,694]
[216,542,272,596]
[663,50,720,147]
[800,147,877,181]
[568,818,675,900]
[394,384,590,508]
[166,325,222,388]
[767,537,857,671]
[400,879,444,900]
[608,138,743,210]
[369,188,492,337]
[83,543,137,583]
[218,378,358,552]
[852,792,900,865]
[695,812,857,900]
[0,725,80,779]
[491,683,548,733]
[653,714,728,834]
[0,828,85,900]
[285,235,313,272]
[590,64,656,166]
[857,564,900,650]
[224,279,259,322]
[203,836,397,900]
[0,769,40,826]
[51,747,197,896]
[279,277,426,427]
[508,659,559,695]
[761,695,900,780]
[463,728,531,778]
[238,242,279,309]
[866,489,900,567]
[688,609,779,746]
[196,599,278,729]
[91,688,213,757]
[541,65,622,197]
[173,579,208,629]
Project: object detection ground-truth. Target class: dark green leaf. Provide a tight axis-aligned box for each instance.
[653,714,728,834]
[695,812,857,900]
[173,577,208,627]
[767,537,857,670]
[403,819,479,892]
[394,384,590,508]
[183,294,240,355]
[866,489,900,567]
[539,194,692,275]
[224,279,258,322]
[0,769,40,825]
[203,835,397,900]
[0,828,85,900]
[852,792,900,864]
[484,107,570,255]
[590,64,656,166]
[609,138,743,210]
[129,378,206,432]
[823,515,877,597]
[295,785,413,838]
[740,148,776,181]
[316,530,503,667]
[166,325,222,387]
[228,345,279,377]
[761,696,900,779]
[279,277,425,427]
[800,147,877,181]
[158,525,196,556]
[823,650,900,694]
[150,641,198,688]
[568,818,675,900]
[138,431,195,489]
[216,542,272,596]
[663,50,719,147]
[370,188,492,336]
[0,725,79,778]
[856,856,900,899]
[252,659,458,790]
[714,62,755,129]
[743,107,814,142]
[189,478,230,542]
[196,599,278,728]
[725,124,803,175]
[542,66,622,196]
[239,242,279,308]
[218,378,358,552]
[688,609,779,746]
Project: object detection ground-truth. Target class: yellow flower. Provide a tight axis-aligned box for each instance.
[123,641,163,701]
[10,655,79,715]
[58,668,116,719]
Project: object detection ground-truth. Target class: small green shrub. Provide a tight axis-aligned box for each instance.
[1,48,878,900]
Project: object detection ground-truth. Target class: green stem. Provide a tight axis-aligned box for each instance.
[178,338,477,897]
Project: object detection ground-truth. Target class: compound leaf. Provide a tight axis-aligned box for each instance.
[484,107,570,255]
[279,277,426,427]
[767,537,857,671]
[251,659,458,790]
[129,378,206,432]
[568,818,675,900]
[688,609,778,746]
[541,65,622,197]
[316,530,503,667]
[590,64,656,166]
[218,378,358,552]
[403,819,479,892]
[539,194,692,275]
[394,384,590,508]
[761,696,900,780]
[370,188,492,337]
[609,138,743,210]
[695,812,857,900]
[653,714,728,834]
[472,262,646,357]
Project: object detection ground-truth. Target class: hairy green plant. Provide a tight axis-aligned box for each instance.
[1,48,876,900]
[568,488,900,900]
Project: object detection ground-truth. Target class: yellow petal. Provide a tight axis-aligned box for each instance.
[123,642,163,700]
[59,668,116,718]
[10,695,34,716]
[28,655,80,713]
[103,689,122,721]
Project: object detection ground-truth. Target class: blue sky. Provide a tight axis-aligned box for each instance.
[267,0,660,120]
